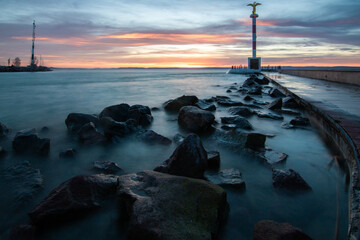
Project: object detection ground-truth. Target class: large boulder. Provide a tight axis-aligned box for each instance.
[78,122,106,145]
[283,97,300,109]
[29,174,118,225]
[65,113,100,133]
[195,99,216,111]
[12,129,50,155]
[137,130,172,145]
[268,98,282,110]
[272,169,311,190]
[228,106,254,117]
[221,116,253,130]
[0,121,9,138]
[254,220,312,240]
[117,170,228,240]
[154,134,208,179]
[99,103,153,127]
[245,133,266,150]
[164,95,198,112]
[100,117,137,138]
[269,88,286,98]
[178,106,215,133]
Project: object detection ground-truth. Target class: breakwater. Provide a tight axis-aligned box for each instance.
[0,66,52,72]
[279,69,360,86]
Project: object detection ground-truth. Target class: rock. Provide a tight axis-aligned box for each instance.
[0,121,9,138]
[12,129,50,155]
[283,97,300,109]
[242,77,259,88]
[205,168,245,189]
[173,133,185,145]
[254,77,270,85]
[253,100,269,105]
[245,133,266,150]
[269,88,286,98]
[256,112,284,120]
[178,106,215,133]
[100,117,136,138]
[59,148,76,158]
[274,109,301,116]
[163,95,198,112]
[40,126,49,133]
[207,151,220,169]
[243,95,254,101]
[93,161,122,173]
[9,224,36,240]
[221,116,253,130]
[254,220,312,240]
[268,98,282,110]
[100,104,153,127]
[1,162,43,204]
[229,86,237,90]
[214,95,230,100]
[228,107,254,117]
[247,86,262,95]
[29,174,118,225]
[290,117,310,126]
[195,99,216,111]
[117,170,228,240]
[0,146,6,158]
[78,122,106,145]
[259,150,288,165]
[154,134,208,179]
[281,122,294,129]
[65,113,100,133]
[226,89,232,93]
[137,130,172,145]
[217,99,244,106]
[151,107,160,111]
[272,169,311,190]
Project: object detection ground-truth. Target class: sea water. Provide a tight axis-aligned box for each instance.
[0,69,349,239]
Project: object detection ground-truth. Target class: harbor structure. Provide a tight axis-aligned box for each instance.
[30,20,36,67]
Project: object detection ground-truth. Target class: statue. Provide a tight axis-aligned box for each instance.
[247,1,261,15]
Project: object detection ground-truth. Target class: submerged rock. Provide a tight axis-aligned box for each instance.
[59,148,76,158]
[29,174,118,225]
[245,133,266,150]
[1,162,43,204]
[269,88,286,98]
[12,129,50,155]
[93,161,122,173]
[259,150,288,165]
[163,95,198,112]
[272,169,311,190]
[117,170,228,240]
[290,117,310,126]
[65,113,100,133]
[9,224,36,240]
[205,168,245,189]
[254,220,312,240]
[228,106,254,117]
[178,106,215,133]
[137,130,171,145]
[154,134,208,179]
[221,116,253,130]
[207,151,220,169]
[268,98,282,110]
[243,95,254,101]
[195,99,216,111]
[78,122,106,145]
[0,121,10,138]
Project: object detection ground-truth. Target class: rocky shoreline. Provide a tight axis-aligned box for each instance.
[0,66,52,72]
[0,74,322,240]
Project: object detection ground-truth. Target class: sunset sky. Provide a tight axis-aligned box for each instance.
[0,0,359,68]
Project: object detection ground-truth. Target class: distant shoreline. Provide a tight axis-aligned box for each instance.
[0,66,52,72]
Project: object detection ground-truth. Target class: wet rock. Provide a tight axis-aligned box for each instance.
[254,220,312,240]
[117,170,228,240]
[59,148,76,158]
[242,77,259,88]
[93,161,122,173]
[245,133,266,150]
[207,151,220,169]
[29,174,118,225]
[283,97,300,109]
[205,168,245,189]
[78,122,106,145]
[221,116,253,130]
[226,89,232,93]
[0,146,6,158]
[229,86,238,90]
[268,98,282,110]
[256,112,284,120]
[1,162,43,204]
[151,107,160,111]
[65,113,100,133]
[100,117,137,138]
[254,77,270,85]
[228,107,254,117]
[243,95,254,101]
[173,133,185,145]
[269,88,286,98]
[259,150,288,165]
[137,130,172,145]
[272,169,311,190]
[195,99,216,111]
[12,129,50,155]
[178,106,215,133]
[0,121,10,138]
[281,122,294,129]
[154,134,208,179]
[247,86,262,95]
[100,104,153,127]
[217,99,244,107]
[40,126,49,133]
[290,117,310,126]
[274,109,301,116]
[253,100,269,106]
[163,95,198,112]
[9,224,36,240]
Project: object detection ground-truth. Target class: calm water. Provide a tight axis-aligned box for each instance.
[0,69,349,239]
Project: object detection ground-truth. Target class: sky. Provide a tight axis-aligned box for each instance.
[0,0,359,68]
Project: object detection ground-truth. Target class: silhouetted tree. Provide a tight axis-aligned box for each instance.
[13,57,21,67]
